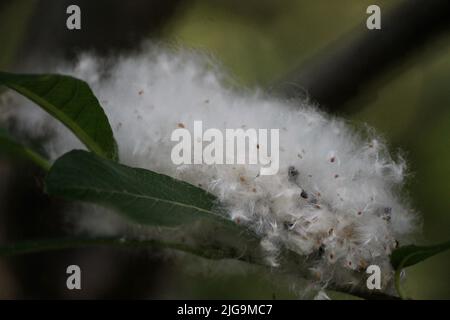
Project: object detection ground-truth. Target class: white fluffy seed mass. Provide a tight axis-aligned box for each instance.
[0,45,419,292]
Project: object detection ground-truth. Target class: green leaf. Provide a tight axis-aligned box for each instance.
[45,150,231,227]
[0,127,50,171]
[0,72,118,161]
[391,240,450,270]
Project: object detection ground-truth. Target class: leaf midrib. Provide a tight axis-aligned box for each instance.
[54,185,222,217]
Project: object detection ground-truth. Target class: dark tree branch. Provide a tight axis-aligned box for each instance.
[271,0,450,111]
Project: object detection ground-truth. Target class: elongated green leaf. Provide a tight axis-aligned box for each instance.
[45,150,231,227]
[0,232,257,262]
[391,240,450,270]
[0,237,235,261]
[0,72,118,160]
[0,127,50,171]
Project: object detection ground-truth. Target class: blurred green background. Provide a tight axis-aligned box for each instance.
[0,0,449,299]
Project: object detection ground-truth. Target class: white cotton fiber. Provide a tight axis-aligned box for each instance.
[0,44,420,293]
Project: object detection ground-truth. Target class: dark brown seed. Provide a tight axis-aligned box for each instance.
[288,166,298,179]
[318,245,325,256]
[284,221,294,230]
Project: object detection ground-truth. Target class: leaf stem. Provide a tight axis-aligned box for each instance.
[21,147,51,171]
[0,127,51,171]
